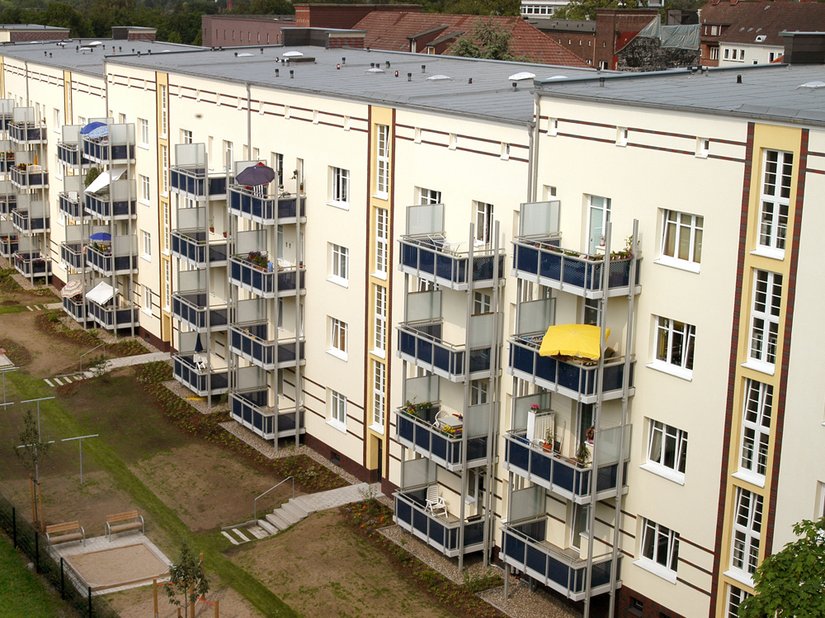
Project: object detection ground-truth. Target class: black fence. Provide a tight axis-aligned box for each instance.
[0,492,119,617]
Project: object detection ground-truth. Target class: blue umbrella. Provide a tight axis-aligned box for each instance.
[80,121,106,135]
[236,163,276,187]
[90,232,112,242]
[85,125,109,140]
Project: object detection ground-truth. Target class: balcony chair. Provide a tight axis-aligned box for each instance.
[425,485,447,518]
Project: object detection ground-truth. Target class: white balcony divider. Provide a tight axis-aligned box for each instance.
[0,99,13,114]
[64,224,85,243]
[405,374,439,404]
[63,174,83,193]
[236,365,266,390]
[235,228,267,254]
[465,402,491,438]
[12,107,35,123]
[177,205,205,229]
[61,124,81,144]
[178,331,200,354]
[510,485,544,522]
[0,179,12,196]
[112,234,136,257]
[512,393,551,431]
[519,200,561,237]
[401,457,436,489]
[468,313,496,347]
[109,178,136,201]
[404,288,441,323]
[175,142,206,167]
[15,151,34,165]
[594,425,631,466]
[108,123,135,145]
[0,218,13,235]
[17,235,37,252]
[236,297,267,323]
[178,269,208,293]
[406,203,444,236]
[518,297,555,335]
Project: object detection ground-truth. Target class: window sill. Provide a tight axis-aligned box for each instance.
[372,191,389,201]
[646,360,693,382]
[141,254,152,263]
[640,462,685,486]
[723,569,755,589]
[371,271,388,281]
[750,247,785,261]
[654,256,701,274]
[732,470,766,489]
[139,199,151,207]
[326,200,350,211]
[370,349,386,360]
[741,359,775,376]
[327,419,347,433]
[138,143,150,151]
[369,423,384,435]
[327,276,348,289]
[327,348,348,362]
[633,558,678,584]
[142,308,152,316]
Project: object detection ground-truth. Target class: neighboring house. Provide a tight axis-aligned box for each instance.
[520,0,663,19]
[0,24,68,43]
[700,0,825,66]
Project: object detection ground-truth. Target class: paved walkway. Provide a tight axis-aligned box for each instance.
[44,352,170,388]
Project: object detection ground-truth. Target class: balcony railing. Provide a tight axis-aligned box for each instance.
[173,355,229,396]
[508,335,633,404]
[397,321,491,382]
[11,210,49,234]
[513,239,639,299]
[171,292,228,331]
[86,245,137,276]
[59,193,84,219]
[170,167,228,198]
[395,406,488,471]
[0,193,15,215]
[13,252,50,278]
[0,154,15,172]
[0,236,18,257]
[229,324,304,371]
[400,235,505,290]
[503,432,624,503]
[230,389,304,440]
[228,187,306,225]
[171,230,228,266]
[10,166,48,189]
[229,256,304,298]
[62,296,89,323]
[394,487,485,558]
[501,520,616,602]
[84,192,136,219]
[57,143,82,166]
[81,138,135,163]
[60,242,86,270]
[86,302,138,330]
[9,123,46,144]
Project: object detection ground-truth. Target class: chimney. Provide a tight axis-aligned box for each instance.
[781,31,825,64]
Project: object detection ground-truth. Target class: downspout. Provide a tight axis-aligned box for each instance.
[529,93,541,203]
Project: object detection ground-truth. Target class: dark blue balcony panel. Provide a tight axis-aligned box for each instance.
[86,247,137,275]
[504,433,624,503]
[395,411,488,471]
[60,242,86,269]
[85,302,139,330]
[0,154,15,171]
[10,167,48,189]
[9,124,46,143]
[13,252,51,278]
[0,236,19,257]
[393,488,485,558]
[173,355,228,397]
[59,193,84,219]
[81,139,135,163]
[230,390,304,440]
[397,323,491,382]
[500,523,617,602]
[508,337,634,404]
[57,143,82,166]
[11,210,49,234]
[171,293,228,331]
[170,168,228,198]
[62,296,90,323]
[229,256,305,298]
[229,326,305,371]
[229,187,306,225]
[512,240,640,299]
[399,236,505,290]
[170,230,228,266]
[84,193,136,219]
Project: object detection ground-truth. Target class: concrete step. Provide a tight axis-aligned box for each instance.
[232,528,251,543]
[221,530,240,546]
[258,519,278,535]
[265,512,288,531]
[247,525,267,540]
[274,506,303,527]
[281,500,309,520]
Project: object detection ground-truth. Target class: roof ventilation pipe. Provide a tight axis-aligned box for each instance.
[290,69,294,78]
[737,74,742,83]
[407,73,412,82]
[421,64,426,73]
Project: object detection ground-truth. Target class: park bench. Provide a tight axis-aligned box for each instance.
[45,521,85,546]
[105,510,144,541]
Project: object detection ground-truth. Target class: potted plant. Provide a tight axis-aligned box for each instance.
[576,441,591,467]
[542,428,554,452]
[585,425,595,444]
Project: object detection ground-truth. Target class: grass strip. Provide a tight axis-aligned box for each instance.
[8,370,298,618]
[0,533,73,617]
[0,304,26,314]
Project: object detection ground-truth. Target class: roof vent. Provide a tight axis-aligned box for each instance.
[546,75,568,80]
[798,80,825,89]
[283,51,303,58]
[367,67,384,73]
[421,64,426,73]
[508,71,536,81]
[755,34,766,43]
[427,74,451,81]
[237,52,253,57]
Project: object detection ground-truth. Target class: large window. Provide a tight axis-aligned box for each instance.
[727,586,751,618]
[329,390,347,427]
[329,243,349,285]
[328,317,348,359]
[374,207,388,277]
[758,150,792,256]
[373,285,387,355]
[731,487,763,578]
[739,380,772,482]
[139,174,150,203]
[645,420,688,482]
[330,166,350,205]
[749,270,782,370]
[661,210,703,267]
[640,518,680,576]
[654,316,696,377]
[141,230,151,259]
[417,187,441,205]
[138,118,149,145]
[375,124,389,196]
[160,145,169,194]
[474,201,494,245]
[372,362,386,428]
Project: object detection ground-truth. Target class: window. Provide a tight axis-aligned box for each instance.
[180,129,192,144]
[139,174,150,203]
[739,380,772,482]
[159,84,167,137]
[139,117,148,146]
[474,201,494,245]
[654,316,696,378]
[374,207,388,277]
[372,362,386,428]
[142,285,152,315]
[375,124,389,196]
[329,243,349,285]
[271,152,284,184]
[645,420,688,482]
[417,187,441,205]
[547,118,558,136]
[727,586,750,618]
[758,150,792,256]
[329,390,347,427]
[163,260,171,310]
[731,487,763,578]
[471,380,489,405]
[696,138,710,158]
[816,481,825,519]
[748,270,782,370]
[724,48,730,59]
[160,145,168,194]
[584,297,600,326]
[473,291,492,315]
[330,167,350,206]
[640,518,680,577]
[141,230,151,259]
[328,317,348,359]
[373,285,387,355]
[710,47,719,61]
[660,210,703,268]
[162,202,171,254]
[53,108,61,131]
[616,127,628,146]
[223,140,233,168]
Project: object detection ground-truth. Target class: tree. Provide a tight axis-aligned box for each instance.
[452,19,515,61]
[554,0,646,21]
[739,517,825,618]
[16,409,51,528]
[166,543,209,618]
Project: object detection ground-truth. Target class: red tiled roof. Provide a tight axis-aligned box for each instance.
[700,0,825,45]
[352,11,589,67]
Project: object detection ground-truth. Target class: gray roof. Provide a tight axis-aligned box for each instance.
[0,24,68,31]
[535,64,825,126]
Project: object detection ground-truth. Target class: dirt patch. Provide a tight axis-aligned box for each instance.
[107,578,261,618]
[65,544,169,591]
[0,312,92,377]
[235,510,452,618]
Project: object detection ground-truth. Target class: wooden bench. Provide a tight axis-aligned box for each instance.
[45,521,85,546]
[105,510,144,540]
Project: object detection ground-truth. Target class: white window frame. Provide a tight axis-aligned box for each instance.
[328,243,349,287]
[141,230,151,260]
[473,291,492,315]
[470,379,489,405]
[659,209,703,272]
[142,285,152,315]
[650,316,696,380]
[729,487,763,583]
[747,270,782,373]
[160,144,169,195]
[756,150,792,258]
[328,390,347,430]
[417,187,441,205]
[222,140,233,169]
[710,46,719,61]
[139,174,150,204]
[163,260,171,310]
[375,124,389,198]
[329,166,350,208]
[159,85,168,137]
[371,361,386,431]
[373,285,387,356]
[726,586,750,618]
[735,379,772,486]
[374,207,388,278]
[180,128,193,144]
[138,117,149,146]
[328,317,348,360]
[474,201,494,245]
[636,518,679,582]
[642,420,688,484]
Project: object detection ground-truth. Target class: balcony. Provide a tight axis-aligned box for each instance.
[12,209,49,234]
[13,252,50,279]
[397,320,491,382]
[173,354,229,396]
[84,192,136,220]
[228,187,306,225]
[171,230,228,267]
[395,405,488,471]
[170,167,228,199]
[10,166,48,189]
[81,138,135,164]
[86,302,139,330]
[503,432,624,503]
[0,236,18,257]
[400,235,505,290]
[9,123,46,144]
[62,296,89,323]
[229,255,305,299]
[229,324,304,371]
[500,520,616,602]
[513,239,639,299]
[60,242,86,270]
[508,335,634,404]
[0,152,14,172]
[59,193,84,219]
[171,292,228,332]
[0,185,15,215]
[230,388,304,440]
[394,487,485,558]
[57,142,82,166]
[86,245,137,276]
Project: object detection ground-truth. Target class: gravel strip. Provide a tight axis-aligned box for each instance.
[161,379,228,416]
[480,582,581,618]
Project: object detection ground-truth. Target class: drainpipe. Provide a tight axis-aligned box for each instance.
[246,82,252,160]
[529,94,541,203]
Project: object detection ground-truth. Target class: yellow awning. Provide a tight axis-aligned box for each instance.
[539,324,610,361]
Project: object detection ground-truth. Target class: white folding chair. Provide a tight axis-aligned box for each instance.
[425,485,447,518]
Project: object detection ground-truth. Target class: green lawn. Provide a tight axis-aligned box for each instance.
[0,534,74,617]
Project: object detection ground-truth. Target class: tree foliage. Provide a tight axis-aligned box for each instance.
[452,19,515,61]
[739,517,825,618]
[15,409,50,480]
[166,543,209,615]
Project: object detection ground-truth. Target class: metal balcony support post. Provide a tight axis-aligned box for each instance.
[292,164,305,449]
[272,189,280,452]
[227,155,238,427]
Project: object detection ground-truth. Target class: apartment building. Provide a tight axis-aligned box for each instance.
[0,34,822,618]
